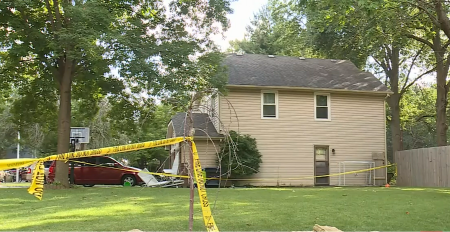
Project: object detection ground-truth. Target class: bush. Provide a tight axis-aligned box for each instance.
[217,130,262,178]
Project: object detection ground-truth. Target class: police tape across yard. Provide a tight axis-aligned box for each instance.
[0,136,395,232]
[0,136,220,232]
[57,156,395,182]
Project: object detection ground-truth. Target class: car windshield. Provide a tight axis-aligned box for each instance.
[105,156,125,166]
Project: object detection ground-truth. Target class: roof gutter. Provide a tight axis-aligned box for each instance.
[226,84,394,95]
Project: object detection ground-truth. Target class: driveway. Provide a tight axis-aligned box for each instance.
[0,183,31,188]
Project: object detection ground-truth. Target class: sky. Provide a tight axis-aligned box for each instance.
[211,0,268,51]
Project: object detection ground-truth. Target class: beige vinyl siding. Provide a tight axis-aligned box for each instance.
[179,139,221,170]
[218,87,386,186]
[194,139,221,167]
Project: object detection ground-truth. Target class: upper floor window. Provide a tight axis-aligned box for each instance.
[315,93,330,120]
[261,91,278,118]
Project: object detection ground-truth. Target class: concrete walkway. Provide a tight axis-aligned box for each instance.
[0,182,31,188]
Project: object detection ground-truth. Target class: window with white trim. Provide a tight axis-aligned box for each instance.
[262,92,277,118]
[315,93,330,120]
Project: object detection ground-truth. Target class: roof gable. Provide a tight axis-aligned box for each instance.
[170,112,223,138]
[223,54,390,93]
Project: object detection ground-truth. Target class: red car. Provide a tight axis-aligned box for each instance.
[47,156,144,187]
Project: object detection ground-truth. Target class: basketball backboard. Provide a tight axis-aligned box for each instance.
[70,127,90,144]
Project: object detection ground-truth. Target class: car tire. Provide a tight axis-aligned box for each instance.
[121,175,136,186]
[83,184,95,187]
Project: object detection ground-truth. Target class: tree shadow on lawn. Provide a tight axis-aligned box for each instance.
[1,187,450,231]
[0,188,191,231]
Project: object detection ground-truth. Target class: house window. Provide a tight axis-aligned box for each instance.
[314,146,329,161]
[262,91,277,118]
[315,93,330,120]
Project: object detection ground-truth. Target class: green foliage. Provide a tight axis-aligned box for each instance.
[400,84,441,150]
[0,100,16,159]
[0,0,233,158]
[110,104,176,170]
[227,1,316,57]
[217,130,262,177]
[385,84,450,161]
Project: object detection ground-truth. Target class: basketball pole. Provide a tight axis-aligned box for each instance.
[69,127,89,186]
[69,138,76,185]
[16,131,20,183]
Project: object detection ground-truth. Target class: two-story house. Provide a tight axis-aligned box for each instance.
[166,53,392,187]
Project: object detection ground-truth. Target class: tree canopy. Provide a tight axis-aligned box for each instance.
[0,0,233,186]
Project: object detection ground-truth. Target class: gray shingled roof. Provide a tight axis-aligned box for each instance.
[170,112,223,138]
[223,54,390,92]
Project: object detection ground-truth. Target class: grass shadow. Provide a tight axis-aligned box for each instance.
[1,187,450,231]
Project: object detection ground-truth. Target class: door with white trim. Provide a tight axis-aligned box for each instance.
[314,145,330,186]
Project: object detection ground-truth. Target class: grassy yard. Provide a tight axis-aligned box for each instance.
[0,186,449,231]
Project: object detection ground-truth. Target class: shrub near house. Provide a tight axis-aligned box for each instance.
[217,130,262,181]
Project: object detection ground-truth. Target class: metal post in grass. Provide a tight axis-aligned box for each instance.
[185,94,195,231]
[187,130,195,232]
[69,138,76,185]
[16,131,20,183]
[185,91,204,231]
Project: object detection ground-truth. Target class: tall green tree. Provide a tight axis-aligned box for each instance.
[0,0,232,187]
[0,99,16,159]
[227,1,314,57]
[400,0,450,146]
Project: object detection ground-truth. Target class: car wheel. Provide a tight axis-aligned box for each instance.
[83,184,95,187]
[121,175,136,186]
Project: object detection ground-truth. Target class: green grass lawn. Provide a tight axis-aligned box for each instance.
[0,186,449,231]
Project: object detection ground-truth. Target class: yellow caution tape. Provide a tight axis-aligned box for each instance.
[41,137,187,162]
[192,141,219,232]
[0,137,187,198]
[0,158,39,171]
[0,135,397,232]
[58,158,395,183]
[0,153,396,183]
[28,159,45,200]
[0,136,220,232]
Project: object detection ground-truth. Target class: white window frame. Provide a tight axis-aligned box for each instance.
[261,90,278,119]
[314,92,331,121]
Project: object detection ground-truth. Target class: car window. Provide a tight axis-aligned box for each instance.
[44,161,52,168]
[97,157,117,167]
[69,157,96,167]
[82,157,97,166]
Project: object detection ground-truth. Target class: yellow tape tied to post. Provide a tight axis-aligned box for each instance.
[0,137,220,232]
[191,141,219,232]
[26,137,187,200]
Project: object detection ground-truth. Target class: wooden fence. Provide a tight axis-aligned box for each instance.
[395,146,450,187]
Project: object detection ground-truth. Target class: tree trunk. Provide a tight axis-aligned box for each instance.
[55,59,73,187]
[388,94,402,162]
[433,31,449,146]
[387,46,402,162]
[436,69,448,146]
